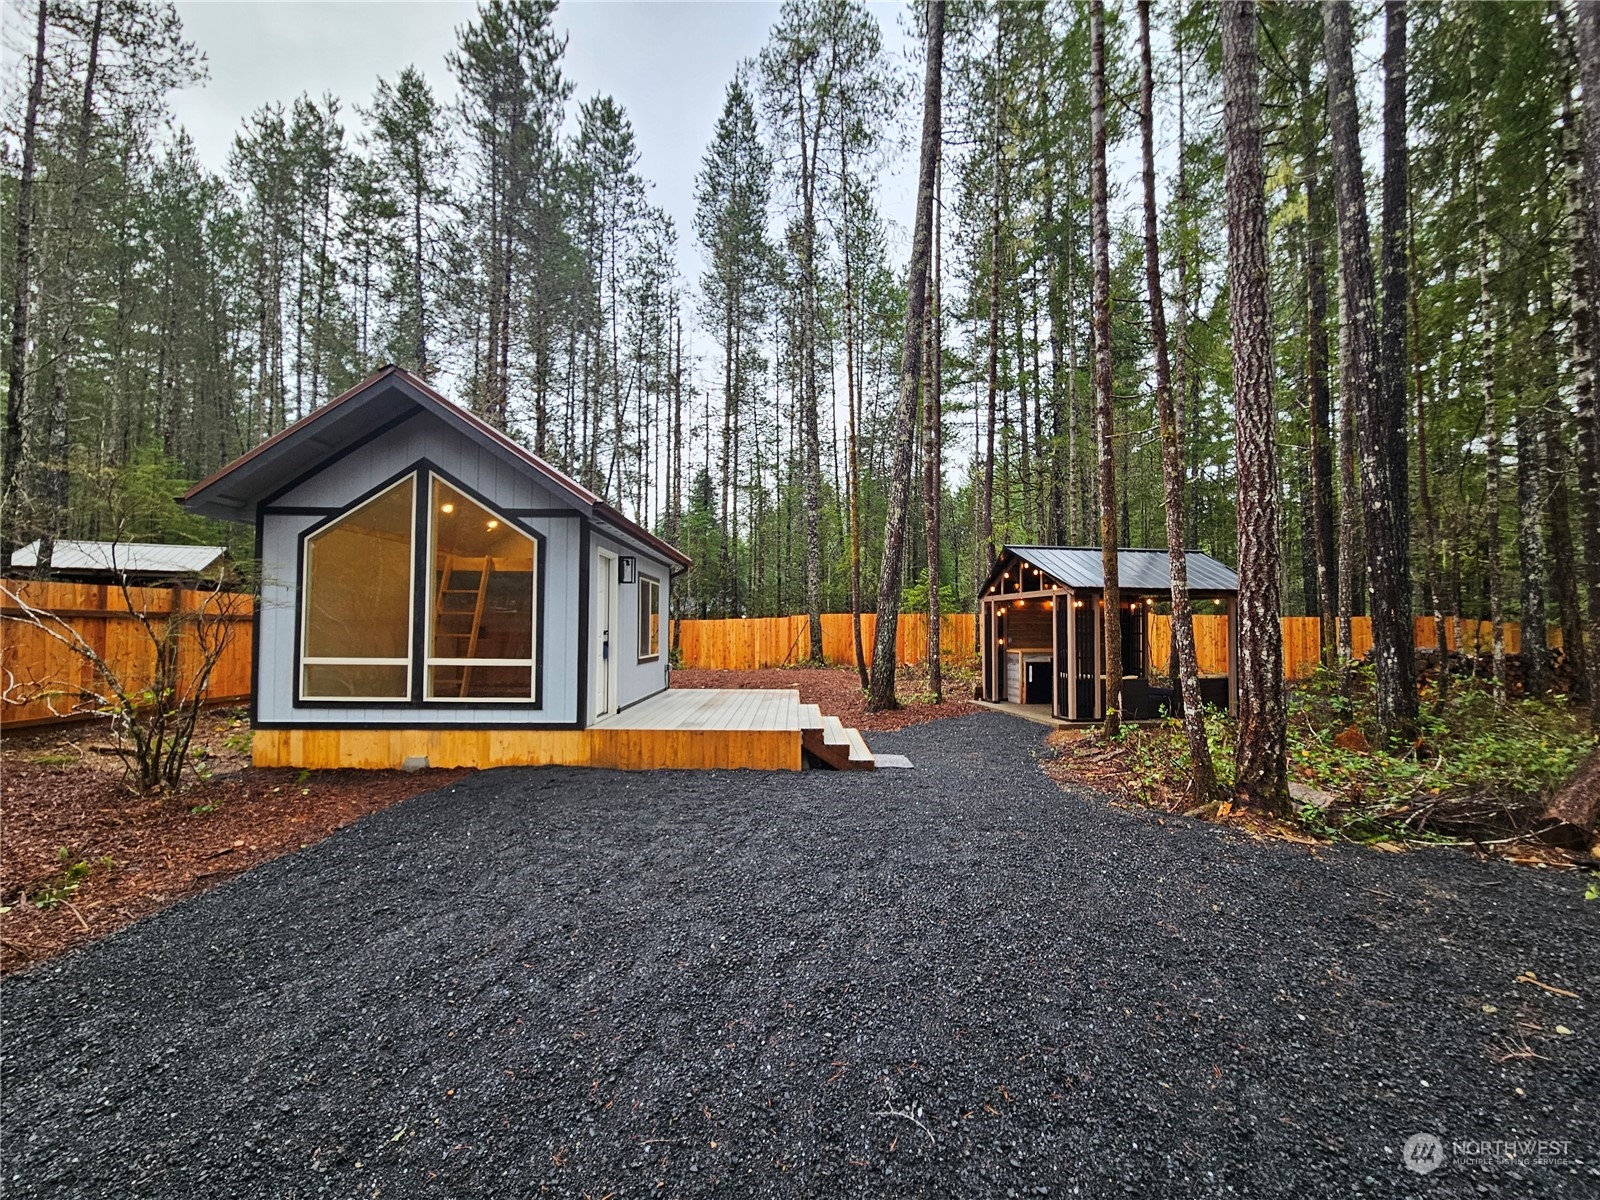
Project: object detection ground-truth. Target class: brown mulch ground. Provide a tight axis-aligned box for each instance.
[670,664,977,732]
[0,709,465,973]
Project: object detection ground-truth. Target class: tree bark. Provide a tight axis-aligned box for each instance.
[1301,74,1337,668]
[1326,0,1415,735]
[1515,385,1548,697]
[1139,0,1217,801]
[1410,213,1448,701]
[796,65,826,664]
[867,0,942,711]
[841,115,868,688]
[1,0,47,566]
[1577,1,1600,322]
[1089,0,1122,737]
[1222,0,1288,813]
[1563,22,1600,717]
[1474,76,1506,703]
[40,0,107,572]
[981,18,1002,581]
[924,160,944,702]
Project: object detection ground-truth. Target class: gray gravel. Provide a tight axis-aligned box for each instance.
[3,710,1596,1198]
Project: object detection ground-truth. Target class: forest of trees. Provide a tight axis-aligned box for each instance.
[5,1,1600,776]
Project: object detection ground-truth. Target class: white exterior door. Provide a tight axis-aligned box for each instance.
[596,550,618,717]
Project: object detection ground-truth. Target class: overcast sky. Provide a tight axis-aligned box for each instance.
[168,1,920,315]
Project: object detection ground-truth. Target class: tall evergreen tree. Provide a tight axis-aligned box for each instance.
[1223,0,1287,813]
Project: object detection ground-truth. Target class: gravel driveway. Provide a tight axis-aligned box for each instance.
[3,711,1595,1198]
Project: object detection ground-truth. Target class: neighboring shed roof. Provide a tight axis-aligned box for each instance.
[9,539,228,576]
[182,365,691,569]
[993,545,1239,594]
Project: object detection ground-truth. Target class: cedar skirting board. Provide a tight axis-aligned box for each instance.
[251,726,804,772]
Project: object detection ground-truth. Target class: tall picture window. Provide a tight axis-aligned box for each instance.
[638,575,661,660]
[301,476,415,699]
[427,478,537,699]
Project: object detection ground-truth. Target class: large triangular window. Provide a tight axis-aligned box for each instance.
[300,475,415,699]
[425,477,537,700]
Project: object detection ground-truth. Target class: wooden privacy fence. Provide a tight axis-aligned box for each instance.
[674,612,978,671]
[0,583,1560,728]
[1145,614,1556,682]
[0,579,253,727]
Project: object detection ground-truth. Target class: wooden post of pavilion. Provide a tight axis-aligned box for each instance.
[1093,596,1104,720]
[1065,589,1078,720]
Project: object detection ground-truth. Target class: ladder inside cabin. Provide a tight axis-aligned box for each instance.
[433,555,494,695]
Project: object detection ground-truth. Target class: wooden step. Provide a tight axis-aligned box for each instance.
[798,703,823,730]
[800,712,876,771]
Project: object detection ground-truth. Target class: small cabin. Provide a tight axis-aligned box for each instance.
[183,366,690,770]
[978,545,1240,722]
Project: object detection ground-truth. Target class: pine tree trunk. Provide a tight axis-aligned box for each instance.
[924,160,944,702]
[414,169,428,375]
[1222,0,1288,813]
[1376,0,1416,719]
[796,68,825,664]
[1090,0,1122,736]
[1301,87,1337,667]
[1475,89,1506,703]
[1139,0,1216,801]
[867,0,942,712]
[39,0,106,571]
[1326,0,1414,736]
[1577,1,1600,316]
[1562,88,1600,713]
[981,18,1002,581]
[1410,216,1448,701]
[1515,390,1547,697]
[842,130,868,688]
[1,0,47,566]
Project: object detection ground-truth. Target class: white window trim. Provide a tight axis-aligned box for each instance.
[638,574,661,661]
[298,475,417,702]
[424,473,539,703]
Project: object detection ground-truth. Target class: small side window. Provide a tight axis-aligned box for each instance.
[638,575,660,660]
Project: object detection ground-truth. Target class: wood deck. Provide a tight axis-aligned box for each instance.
[250,687,876,772]
[593,687,801,732]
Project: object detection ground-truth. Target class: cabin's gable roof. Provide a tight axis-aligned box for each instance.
[986,544,1239,595]
[182,366,689,568]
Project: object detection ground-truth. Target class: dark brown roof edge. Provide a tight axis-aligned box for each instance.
[183,365,691,570]
[181,365,407,501]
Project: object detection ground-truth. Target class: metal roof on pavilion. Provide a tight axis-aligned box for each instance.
[994,545,1240,594]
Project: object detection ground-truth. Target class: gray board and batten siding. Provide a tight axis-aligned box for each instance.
[591,528,672,714]
[185,367,682,732]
